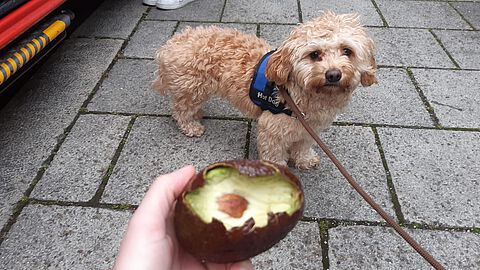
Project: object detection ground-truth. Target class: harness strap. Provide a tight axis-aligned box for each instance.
[250,50,292,116]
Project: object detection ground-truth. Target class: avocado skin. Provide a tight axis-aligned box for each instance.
[174,160,305,263]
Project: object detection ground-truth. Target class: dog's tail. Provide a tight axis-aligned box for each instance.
[152,47,170,95]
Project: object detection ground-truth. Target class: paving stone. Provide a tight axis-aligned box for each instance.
[177,22,257,35]
[88,58,163,114]
[147,0,224,21]
[329,225,480,269]
[376,0,470,29]
[259,24,296,48]
[30,115,130,202]
[222,0,299,24]
[0,38,122,228]
[378,128,480,227]
[249,125,395,222]
[0,205,131,270]
[253,221,322,270]
[101,117,248,204]
[123,21,177,59]
[339,68,433,126]
[452,2,480,29]
[412,69,480,128]
[369,28,455,68]
[300,0,383,26]
[433,30,480,69]
[72,0,147,39]
[88,59,244,118]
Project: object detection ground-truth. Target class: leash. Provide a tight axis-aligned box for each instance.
[279,87,446,270]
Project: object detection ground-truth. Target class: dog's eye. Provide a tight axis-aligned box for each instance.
[343,48,353,57]
[309,51,322,61]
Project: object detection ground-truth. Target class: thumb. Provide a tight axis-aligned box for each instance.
[134,165,196,222]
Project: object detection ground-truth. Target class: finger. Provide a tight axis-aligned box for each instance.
[205,260,254,270]
[133,165,196,225]
[229,260,254,270]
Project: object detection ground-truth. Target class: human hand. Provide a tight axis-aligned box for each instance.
[113,165,254,270]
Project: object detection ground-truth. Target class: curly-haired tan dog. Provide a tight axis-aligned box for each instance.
[153,12,377,169]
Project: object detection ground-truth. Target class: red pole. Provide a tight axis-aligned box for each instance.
[0,0,67,50]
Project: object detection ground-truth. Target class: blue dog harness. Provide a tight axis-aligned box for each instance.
[250,50,292,116]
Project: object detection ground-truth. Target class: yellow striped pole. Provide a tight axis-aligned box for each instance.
[0,16,69,86]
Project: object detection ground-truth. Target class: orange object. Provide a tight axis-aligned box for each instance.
[0,0,66,50]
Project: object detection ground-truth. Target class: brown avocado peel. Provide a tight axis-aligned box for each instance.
[174,160,305,263]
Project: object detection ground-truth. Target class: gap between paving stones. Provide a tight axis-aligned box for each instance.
[89,116,137,204]
[28,198,138,211]
[406,68,441,127]
[82,110,480,133]
[243,121,253,159]
[378,65,480,71]
[448,1,478,31]
[429,29,462,69]
[297,0,304,23]
[219,0,227,20]
[0,6,152,247]
[371,0,389,27]
[318,220,330,270]
[372,127,406,224]
[140,18,478,32]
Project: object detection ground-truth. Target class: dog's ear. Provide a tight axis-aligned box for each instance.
[266,48,293,85]
[361,56,378,86]
[360,41,378,87]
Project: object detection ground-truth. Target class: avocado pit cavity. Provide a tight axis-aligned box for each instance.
[184,166,302,230]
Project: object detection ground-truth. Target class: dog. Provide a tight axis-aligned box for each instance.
[153,11,377,169]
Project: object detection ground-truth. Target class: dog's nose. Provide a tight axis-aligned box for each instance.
[325,69,342,83]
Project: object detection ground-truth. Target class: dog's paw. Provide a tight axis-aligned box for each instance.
[179,121,205,137]
[294,153,320,170]
[193,109,204,120]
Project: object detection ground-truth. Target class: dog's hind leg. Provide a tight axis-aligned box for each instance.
[171,85,209,137]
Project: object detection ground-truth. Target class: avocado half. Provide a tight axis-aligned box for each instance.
[174,160,305,263]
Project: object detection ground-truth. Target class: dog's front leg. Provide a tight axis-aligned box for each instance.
[256,113,289,167]
[289,138,321,170]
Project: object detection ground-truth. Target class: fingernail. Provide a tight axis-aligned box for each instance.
[232,260,254,270]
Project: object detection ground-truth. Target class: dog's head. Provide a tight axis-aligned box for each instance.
[266,11,377,94]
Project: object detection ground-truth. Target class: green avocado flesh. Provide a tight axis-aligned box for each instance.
[185,166,302,230]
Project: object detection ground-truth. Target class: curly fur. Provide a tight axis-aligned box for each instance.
[153,11,377,169]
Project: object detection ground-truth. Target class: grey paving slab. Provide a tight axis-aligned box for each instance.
[123,20,177,59]
[88,59,244,118]
[222,0,299,23]
[72,0,147,39]
[369,28,455,68]
[433,30,480,69]
[376,0,471,29]
[259,24,296,48]
[249,125,395,222]
[0,205,131,270]
[339,68,433,126]
[253,221,322,270]
[329,225,480,270]
[300,0,383,26]
[88,58,163,114]
[147,0,224,21]
[378,128,480,227]
[30,115,130,202]
[412,69,480,128]
[0,38,122,228]
[101,117,248,205]
[453,2,480,29]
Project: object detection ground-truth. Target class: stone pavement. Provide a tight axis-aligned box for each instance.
[0,0,479,269]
